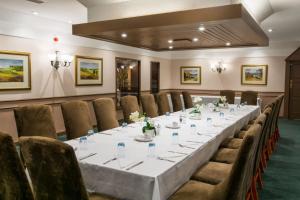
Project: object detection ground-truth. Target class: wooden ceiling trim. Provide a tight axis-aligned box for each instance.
[73,4,268,51]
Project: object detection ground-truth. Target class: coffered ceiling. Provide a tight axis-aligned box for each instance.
[73,4,268,51]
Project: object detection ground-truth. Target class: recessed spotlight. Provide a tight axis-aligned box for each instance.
[121,33,127,38]
[193,38,199,42]
[168,40,173,44]
[68,20,73,24]
[32,11,39,15]
[169,46,173,49]
[226,42,231,46]
[198,25,205,32]
[268,28,273,32]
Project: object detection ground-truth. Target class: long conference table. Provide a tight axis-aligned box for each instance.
[66,105,260,200]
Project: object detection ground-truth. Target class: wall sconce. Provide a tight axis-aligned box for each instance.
[49,51,73,70]
[211,61,226,74]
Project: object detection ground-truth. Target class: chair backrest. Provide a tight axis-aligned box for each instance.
[140,94,158,118]
[0,132,34,200]
[220,90,235,104]
[93,98,119,131]
[182,91,193,109]
[241,91,258,105]
[61,101,93,140]
[213,124,261,200]
[19,136,89,200]
[272,95,284,133]
[170,92,183,112]
[14,105,56,138]
[156,92,171,115]
[120,95,140,123]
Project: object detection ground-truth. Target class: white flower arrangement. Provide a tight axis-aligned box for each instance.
[129,111,145,122]
[193,96,203,105]
[219,96,227,104]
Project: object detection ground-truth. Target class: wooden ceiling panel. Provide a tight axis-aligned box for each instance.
[73,4,268,51]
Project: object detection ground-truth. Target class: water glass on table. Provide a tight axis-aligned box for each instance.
[190,124,197,135]
[79,136,88,151]
[172,132,179,145]
[148,142,156,158]
[206,117,212,126]
[117,142,126,158]
[87,129,94,136]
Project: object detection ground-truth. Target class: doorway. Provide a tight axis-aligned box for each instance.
[288,64,300,119]
[115,57,141,108]
[150,61,160,94]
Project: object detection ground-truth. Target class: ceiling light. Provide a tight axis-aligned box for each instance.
[193,38,199,42]
[198,25,205,32]
[121,33,127,38]
[226,42,231,46]
[168,40,173,44]
[68,20,73,24]
[268,28,273,33]
[32,11,39,15]
[169,46,173,50]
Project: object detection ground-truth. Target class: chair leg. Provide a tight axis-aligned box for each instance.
[251,177,259,200]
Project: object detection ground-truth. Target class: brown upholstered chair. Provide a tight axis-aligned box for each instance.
[14,104,56,138]
[220,90,235,104]
[19,136,117,200]
[61,101,93,140]
[0,132,34,200]
[182,91,193,109]
[93,98,119,131]
[240,91,258,105]
[156,92,171,115]
[120,95,140,123]
[170,92,183,112]
[140,94,158,118]
[170,124,262,200]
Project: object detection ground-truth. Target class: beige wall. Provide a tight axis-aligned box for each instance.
[0,35,172,101]
[171,56,286,92]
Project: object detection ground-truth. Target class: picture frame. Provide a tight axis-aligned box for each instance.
[75,55,103,86]
[180,66,201,84]
[0,50,31,91]
[241,65,268,85]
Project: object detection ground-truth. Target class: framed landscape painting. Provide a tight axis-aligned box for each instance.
[180,66,201,84]
[241,65,268,85]
[0,51,31,91]
[75,55,103,86]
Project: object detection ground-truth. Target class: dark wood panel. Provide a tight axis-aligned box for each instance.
[73,4,268,51]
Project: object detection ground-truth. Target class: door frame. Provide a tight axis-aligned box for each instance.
[284,61,300,118]
[150,61,160,94]
[115,57,141,108]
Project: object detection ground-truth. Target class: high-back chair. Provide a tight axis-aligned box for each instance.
[61,101,93,140]
[140,94,158,118]
[170,91,183,112]
[120,95,140,123]
[182,91,193,109]
[0,132,34,200]
[19,136,117,200]
[240,91,258,105]
[14,104,56,138]
[93,98,119,131]
[156,92,171,115]
[220,90,235,104]
[170,124,262,200]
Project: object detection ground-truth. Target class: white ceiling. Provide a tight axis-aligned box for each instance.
[0,0,299,58]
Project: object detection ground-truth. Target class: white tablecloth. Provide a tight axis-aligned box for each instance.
[66,105,260,200]
[167,94,261,112]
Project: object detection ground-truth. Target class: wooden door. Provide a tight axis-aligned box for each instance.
[150,62,160,94]
[289,64,300,119]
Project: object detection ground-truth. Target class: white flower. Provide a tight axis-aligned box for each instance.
[129,111,143,122]
[193,96,203,105]
[220,96,227,103]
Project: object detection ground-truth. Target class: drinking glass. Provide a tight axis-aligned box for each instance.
[87,129,94,136]
[165,112,170,116]
[219,112,225,118]
[172,132,179,145]
[190,124,197,134]
[79,136,88,151]
[148,142,156,158]
[206,117,212,126]
[117,142,126,158]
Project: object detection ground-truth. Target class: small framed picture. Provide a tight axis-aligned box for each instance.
[0,51,31,91]
[75,55,103,86]
[241,65,268,85]
[180,66,201,84]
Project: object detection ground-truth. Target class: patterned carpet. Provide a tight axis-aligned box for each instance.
[260,119,300,200]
